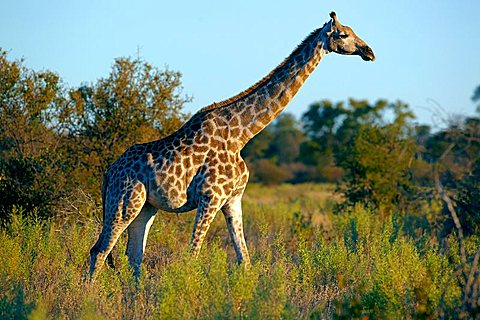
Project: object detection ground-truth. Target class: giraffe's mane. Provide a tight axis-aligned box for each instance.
[196,24,326,114]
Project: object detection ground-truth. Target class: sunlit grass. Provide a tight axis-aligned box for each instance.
[0,184,463,319]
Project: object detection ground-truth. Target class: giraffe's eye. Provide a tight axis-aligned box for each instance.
[339,33,349,39]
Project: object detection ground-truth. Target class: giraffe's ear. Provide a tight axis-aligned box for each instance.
[329,11,342,28]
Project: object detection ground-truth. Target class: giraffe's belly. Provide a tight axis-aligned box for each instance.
[146,161,202,213]
[147,191,195,212]
[146,177,196,213]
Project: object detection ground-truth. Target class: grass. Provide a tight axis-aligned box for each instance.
[0,184,466,319]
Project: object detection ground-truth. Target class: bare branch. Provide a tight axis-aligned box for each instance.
[434,165,466,265]
[465,248,480,300]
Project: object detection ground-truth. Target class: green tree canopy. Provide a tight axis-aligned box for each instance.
[337,122,418,215]
[266,113,305,164]
[0,50,68,221]
[60,57,190,192]
[0,50,65,159]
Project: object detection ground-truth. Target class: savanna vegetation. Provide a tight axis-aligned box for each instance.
[0,50,479,319]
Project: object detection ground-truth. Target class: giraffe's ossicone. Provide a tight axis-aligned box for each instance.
[89,12,375,279]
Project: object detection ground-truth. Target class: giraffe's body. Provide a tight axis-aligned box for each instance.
[90,12,375,278]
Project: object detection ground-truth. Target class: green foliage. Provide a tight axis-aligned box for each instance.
[242,125,273,160]
[0,185,465,319]
[0,50,68,222]
[0,156,66,223]
[297,99,412,183]
[302,99,394,158]
[0,280,35,320]
[60,57,190,193]
[267,113,306,164]
[0,50,188,220]
[337,122,418,215]
[0,50,64,159]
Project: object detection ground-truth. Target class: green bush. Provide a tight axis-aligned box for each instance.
[0,185,464,319]
[336,122,420,217]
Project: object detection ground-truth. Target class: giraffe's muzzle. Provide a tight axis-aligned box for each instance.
[359,46,375,61]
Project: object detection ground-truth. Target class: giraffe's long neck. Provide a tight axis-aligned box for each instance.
[201,25,330,151]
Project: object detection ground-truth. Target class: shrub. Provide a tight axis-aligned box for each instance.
[0,185,465,319]
[251,159,293,185]
[337,123,418,216]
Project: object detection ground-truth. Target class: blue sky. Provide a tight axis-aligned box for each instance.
[1,0,479,126]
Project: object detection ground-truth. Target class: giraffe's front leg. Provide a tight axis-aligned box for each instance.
[221,193,251,266]
[190,196,222,257]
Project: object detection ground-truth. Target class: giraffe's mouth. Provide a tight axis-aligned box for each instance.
[359,46,375,61]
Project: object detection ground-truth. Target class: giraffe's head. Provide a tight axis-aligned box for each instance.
[323,12,375,62]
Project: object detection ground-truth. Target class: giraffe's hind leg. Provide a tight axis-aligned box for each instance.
[89,181,147,280]
[126,203,157,277]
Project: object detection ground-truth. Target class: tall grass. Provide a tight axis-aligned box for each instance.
[0,184,464,319]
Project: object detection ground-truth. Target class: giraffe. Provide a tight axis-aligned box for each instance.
[89,12,375,279]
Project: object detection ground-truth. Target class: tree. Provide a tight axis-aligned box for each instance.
[451,159,480,236]
[0,49,68,221]
[242,126,274,161]
[251,159,293,186]
[60,57,190,193]
[300,100,347,182]
[267,113,305,164]
[337,122,417,216]
[302,100,344,157]
[243,113,307,184]
[472,85,480,113]
[426,115,480,237]
[300,99,404,182]
[332,101,417,215]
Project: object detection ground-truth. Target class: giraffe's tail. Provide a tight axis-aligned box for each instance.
[100,171,115,269]
[101,171,108,221]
